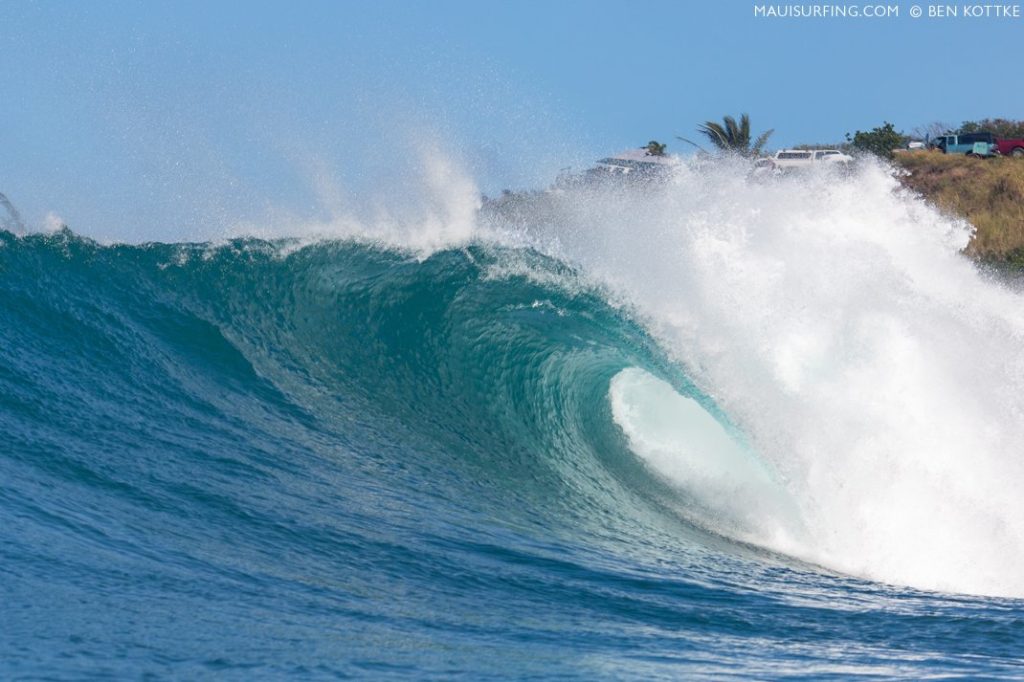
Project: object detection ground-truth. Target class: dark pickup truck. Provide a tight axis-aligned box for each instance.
[995,138,1024,158]
[931,132,1024,158]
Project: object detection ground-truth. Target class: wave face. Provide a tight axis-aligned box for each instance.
[3,161,1024,678]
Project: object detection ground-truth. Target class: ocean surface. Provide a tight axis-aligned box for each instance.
[3,161,1024,679]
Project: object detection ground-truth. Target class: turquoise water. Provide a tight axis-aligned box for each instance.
[2,229,1023,679]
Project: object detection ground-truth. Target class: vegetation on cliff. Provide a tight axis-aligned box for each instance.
[847,122,907,160]
[894,151,1024,263]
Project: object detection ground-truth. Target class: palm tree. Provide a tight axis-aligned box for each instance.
[679,113,774,157]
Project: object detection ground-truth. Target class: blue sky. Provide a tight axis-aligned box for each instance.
[1,0,1022,240]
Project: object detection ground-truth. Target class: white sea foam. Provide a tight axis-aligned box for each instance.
[488,156,1024,598]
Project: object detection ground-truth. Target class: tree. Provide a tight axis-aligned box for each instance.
[644,140,667,156]
[911,121,954,143]
[680,113,774,157]
[959,118,1024,139]
[845,122,908,159]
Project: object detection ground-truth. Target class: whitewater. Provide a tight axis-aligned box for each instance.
[2,157,1023,679]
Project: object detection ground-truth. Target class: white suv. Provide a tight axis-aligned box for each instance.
[768,149,853,169]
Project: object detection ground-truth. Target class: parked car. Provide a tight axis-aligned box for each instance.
[931,132,998,156]
[766,149,853,170]
[995,138,1024,158]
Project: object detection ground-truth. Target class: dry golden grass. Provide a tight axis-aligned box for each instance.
[894,151,1024,261]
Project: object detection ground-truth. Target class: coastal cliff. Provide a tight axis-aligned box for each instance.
[894,151,1024,265]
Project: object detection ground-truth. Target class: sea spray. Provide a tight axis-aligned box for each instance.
[222,140,483,256]
[0,191,26,234]
[482,156,1024,597]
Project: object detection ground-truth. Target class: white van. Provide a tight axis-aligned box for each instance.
[768,149,853,169]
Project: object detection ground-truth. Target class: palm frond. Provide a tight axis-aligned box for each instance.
[698,122,730,150]
[752,128,775,155]
[691,112,772,157]
[676,136,709,153]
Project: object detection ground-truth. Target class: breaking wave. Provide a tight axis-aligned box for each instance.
[4,157,1024,678]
